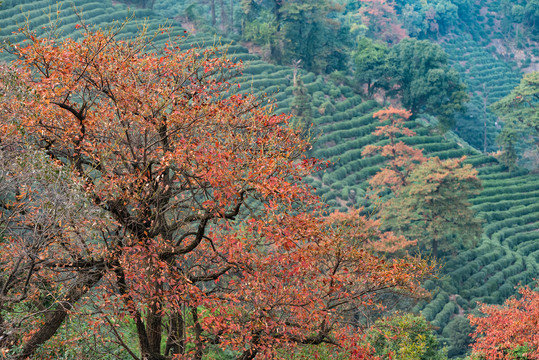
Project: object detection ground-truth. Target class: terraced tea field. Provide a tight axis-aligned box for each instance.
[442,31,522,152]
[1,0,538,354]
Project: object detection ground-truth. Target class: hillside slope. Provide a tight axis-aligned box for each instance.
[0,0,538,357]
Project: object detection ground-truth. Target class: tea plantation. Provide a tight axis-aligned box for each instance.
[0,0,538,357]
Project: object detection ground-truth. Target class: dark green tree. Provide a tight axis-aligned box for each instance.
[353,37,392,98]
[394,0,475,38]
[442,316,474,358]
[431,0,459,34]
[279,0,349,73]
[401,2,427,38]
[291,74,312,131]
[240,0,349,73]
[387,38,468,130]
[496,128,519,171]
[491,71,539,170]
[525,0,539,35]
[241,8,278,47]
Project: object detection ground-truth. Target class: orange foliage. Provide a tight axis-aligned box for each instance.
[359,0,407,44]
[0,28,433,359]
[362,107,425,196]
[469,286,539,359]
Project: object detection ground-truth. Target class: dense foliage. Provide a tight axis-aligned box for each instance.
[362,108,482,258]
[379,156,482,258]
[469,285,539,359]
[491,71,539,170]
[386,38,468,130]
[0,0,538,358]
[0,25,433,359]
[364,313,448,359]
[240,0,349,73]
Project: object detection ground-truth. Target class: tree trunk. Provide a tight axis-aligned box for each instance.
[432,237,438,259]
[146,304,162,356]
[132,312,167,359]
[16,269,103,359]
[114,264,164,360]
[219,0,228,32]
[165,312,185,356]
[273,0,282,31]
[230,0,234,32]
[483,83,488,154]
[237,349,258,360]
[210,0,216,26]
[191,307,204,360]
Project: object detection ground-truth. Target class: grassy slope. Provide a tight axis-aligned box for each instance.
[1,0,538,356]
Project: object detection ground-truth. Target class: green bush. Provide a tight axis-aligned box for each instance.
[431,302,457,330]
[505,231,539,248]
[365,313,448,360]
[421,291,449,321]
[442,316,474,358]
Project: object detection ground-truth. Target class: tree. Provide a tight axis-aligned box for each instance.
[401,3,427,38]
[0,26,433,359]
[241,0,350,73]
[491,71,539,170]
[279,0,349,73]
[469,285,539,360]
[431,0,459,35]
[210,0,217,26]
[496,127,519,171]
[393,0,474,39]
[387,38,468,130]
[291,74,312,131]
[353,37,392,98]
[242,8,278,48]
[218,0,229,31]
[364,313,448,360]
[0,161,105,358]
[378,156,482,258]
[362,107,426,197]
[524,0,539,35]
[363,108,480,258]
[442,316,474,358]
[358,0,407,44]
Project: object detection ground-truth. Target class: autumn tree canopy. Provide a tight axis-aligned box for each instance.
[469,285,539,360]
[358,0,407,44]
[379,156,482,258]
[0,25,432,359]
[363,107,482,258]
[362,107,426,196]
